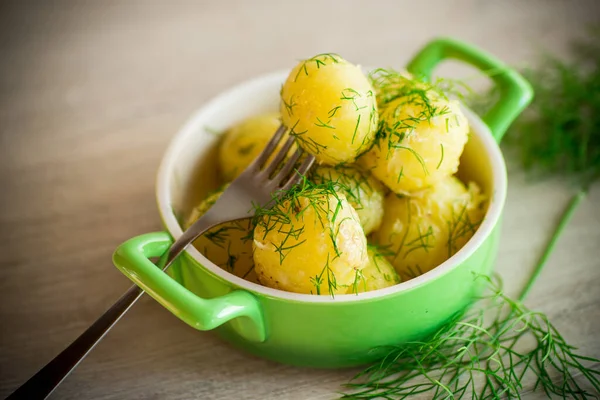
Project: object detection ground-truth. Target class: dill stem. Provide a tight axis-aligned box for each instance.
[517,188,588,302]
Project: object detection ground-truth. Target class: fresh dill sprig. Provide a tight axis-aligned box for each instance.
[342,274,600,400]
[446,202,483,259]
[403,225,434,258]
[282,94,298,117]
[288,120,327,155]
[366,242,397,259]
[309,165,374,212]
[204,224,245,248]
[369,68,450,111]
[437,143,445,170]
[367,247,396,284]
[466,34,600,186]
[336,87,378,154]
[349,267,366,295]
[294,53,342,82]
[310,254,338,295]
[506,41,600,185]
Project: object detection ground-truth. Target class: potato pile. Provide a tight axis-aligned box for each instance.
[185,55,487,296]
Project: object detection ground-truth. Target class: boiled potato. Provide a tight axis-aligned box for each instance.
[374,176,486,281]
[360,86,469,194]
[280,54,378,165]
[185,186,258,283]
[253,187,368,295]
[309,165,385,235]
[348,247,400,294]
[218,112,282,181]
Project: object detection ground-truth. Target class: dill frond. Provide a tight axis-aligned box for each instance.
[342,274,600,399]
[507,43,600,185]
[446,202,483,259]
[369,68,448,111]
[294,53,342,82]
[309,165,373,211]
[465,34,600,186]
[310,254,338,295]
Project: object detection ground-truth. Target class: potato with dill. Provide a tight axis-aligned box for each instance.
[280,53,378,165]
[348,247,400,294]
[253,183,368,295]
[374,176,486,281]
[360,71,469,194]
[309,165,385,236]
[185,186,257,283]
[218,112,283,181]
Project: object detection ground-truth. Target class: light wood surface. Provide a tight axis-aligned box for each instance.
[1,1,599,399]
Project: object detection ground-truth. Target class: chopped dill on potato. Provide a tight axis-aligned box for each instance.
[252,177,368,295]
[348,247,400,294]
[374,176,485,281]
[369,68,450,117]
[293,53,341,82]
[360,68,469,194]
[309,165,386,235]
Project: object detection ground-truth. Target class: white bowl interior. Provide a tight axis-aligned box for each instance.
[157,70,506,303]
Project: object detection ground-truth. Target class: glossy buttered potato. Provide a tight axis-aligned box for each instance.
[360,88,469,194]
[280,54,378,165]
[348,247,400,294]
[309,165,385,236]
[253,186,368,295]
[218,112,283,181]
[374,176,486,281]
[185,186,258,283]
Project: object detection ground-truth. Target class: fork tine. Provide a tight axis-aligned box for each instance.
[272,147,303,181]
[294,154,316,176]
[261,136,296,176]
[279,154,316,191]
[250,123,287,169]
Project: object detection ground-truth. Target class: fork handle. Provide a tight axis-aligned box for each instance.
[7,284,144,400]
[7,213,220,399]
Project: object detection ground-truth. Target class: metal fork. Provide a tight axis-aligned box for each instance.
[8,124,315,400]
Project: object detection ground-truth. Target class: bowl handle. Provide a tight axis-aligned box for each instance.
[112,232,266,343]
[406,37,533,142]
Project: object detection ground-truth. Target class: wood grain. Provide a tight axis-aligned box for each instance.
[1,1,599,399]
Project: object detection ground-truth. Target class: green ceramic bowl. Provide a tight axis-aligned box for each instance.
[113,38,533,368]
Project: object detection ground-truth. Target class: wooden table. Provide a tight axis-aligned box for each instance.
[1,1,599,399]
